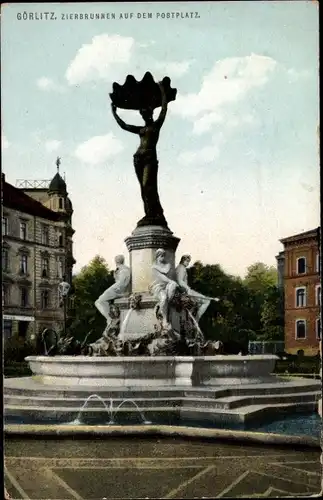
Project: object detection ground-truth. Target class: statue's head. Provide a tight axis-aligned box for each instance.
[140,107,153,124]
[156,248,166,263]
[180,254,191,267]
[115,254,125,266]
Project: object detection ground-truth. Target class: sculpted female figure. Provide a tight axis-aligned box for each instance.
[150,248,179,330]
[111,82,168,227]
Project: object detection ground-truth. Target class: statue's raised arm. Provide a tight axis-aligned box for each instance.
[154,82,168,129]
[111,104,141,135]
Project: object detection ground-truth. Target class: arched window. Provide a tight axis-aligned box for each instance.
[41,290,50,309]
[41,255,50,278]
[20,254,28,274]
[316,285,321,306]
[295,319,306,339]
[56,256,64,278]
[20,287,28,307]
[2,247,9,271]
[316,317,321,340]
[59,198,63,209]
[295,287,306,307]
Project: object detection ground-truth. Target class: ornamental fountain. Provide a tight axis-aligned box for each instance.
[4,72,321,437]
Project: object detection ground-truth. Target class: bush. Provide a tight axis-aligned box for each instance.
[274,355,320,374]
[4,361,32,377]
[4,336,37,363]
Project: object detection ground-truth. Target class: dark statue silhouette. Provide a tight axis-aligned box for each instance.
[110,72,177,228]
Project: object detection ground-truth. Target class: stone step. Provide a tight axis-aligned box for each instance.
[4,404,178,423]
[180,401,317,424]
[181,394,319,411]
[4,377,320,399]
[186,380,321,399]
[4,378,187,399]
[4,390,320,412]
[5,400,317,424]
[3,395,183,409]
[202,391,320,409]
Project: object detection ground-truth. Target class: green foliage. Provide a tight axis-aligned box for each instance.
[68,255,114,342]
[186,260,282,346]
[4,337,37,363]
[274,356,320,374]
[67,256,284,349]
[4,361,32,377]
[260,286,284,340]
[244,262,277,294]
[187,262,258,346]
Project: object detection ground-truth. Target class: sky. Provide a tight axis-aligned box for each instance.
[1,1,320,277]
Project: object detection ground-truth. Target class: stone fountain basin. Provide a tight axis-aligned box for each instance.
[25,355,278,387]
[25,356,194,387]
[193,355,278,385]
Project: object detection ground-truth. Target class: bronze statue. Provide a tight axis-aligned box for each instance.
[110,72,177,227]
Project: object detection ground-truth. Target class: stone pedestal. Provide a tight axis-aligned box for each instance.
[125,225,180,293]
[116,294,183,342]
[115,225,181,341]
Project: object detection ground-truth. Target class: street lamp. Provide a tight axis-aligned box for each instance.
[58,278,70,337]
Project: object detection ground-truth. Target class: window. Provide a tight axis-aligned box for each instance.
[315,285,321,306]
[20,254,28,274]
[316,318,321,340]
[59,198,63,209]
[58,231,64,247]
[295,319,306,339]
[41,256,50,278]
[317,253,321,273]
[41,225,49,245]
[3,319,12,340]
[2,247,9,271]
[20,287,28,307]
[3,284,10,305]
[56,256,64,278]
[297,257,306,275]
[20,221,27,240]
[296,287,306,307]
[41,290,50,309]
[2,216,8,235]
[18,321,29,338]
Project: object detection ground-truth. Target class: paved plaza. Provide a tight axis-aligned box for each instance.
[4,436,322,499]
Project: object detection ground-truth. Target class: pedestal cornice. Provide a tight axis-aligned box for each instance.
[125,225,180,252]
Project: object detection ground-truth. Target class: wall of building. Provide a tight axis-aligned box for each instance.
[3,204,72,344]
[282,234,320,356]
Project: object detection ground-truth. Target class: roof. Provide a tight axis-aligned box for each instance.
[48,172,67,194]
[280,227,320,245]
[2,179,63,221]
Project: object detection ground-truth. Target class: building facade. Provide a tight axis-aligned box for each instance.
[277,228,321,356]
[2,166,75,344]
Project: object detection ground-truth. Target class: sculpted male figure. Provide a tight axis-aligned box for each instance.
[176,255,220,323]
[150,248,178,329]
[95,255,130,325]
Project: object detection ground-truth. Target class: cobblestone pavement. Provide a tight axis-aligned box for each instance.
[4,437,322,499]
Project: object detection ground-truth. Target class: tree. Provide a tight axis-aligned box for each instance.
[243,262,279,336]
[244,262,277,295]
[260,286,284,340]
[187,262,257,348]
[68,255,114,342]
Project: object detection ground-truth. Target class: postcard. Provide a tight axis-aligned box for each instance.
[2,2,320,499]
